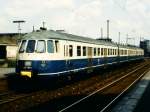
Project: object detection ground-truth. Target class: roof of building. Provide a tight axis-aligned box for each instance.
[0,33,26,45]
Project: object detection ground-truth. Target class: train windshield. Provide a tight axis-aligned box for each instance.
[47,40,54,53]
[36,40,46,53]
[19,40,26,53]
[26,40,36,53]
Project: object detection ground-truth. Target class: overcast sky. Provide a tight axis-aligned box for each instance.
[0,0,150,45]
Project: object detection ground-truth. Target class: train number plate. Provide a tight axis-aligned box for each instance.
[21,71,32,78]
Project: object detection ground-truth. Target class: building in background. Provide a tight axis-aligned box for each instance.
[0,33,25,67]
[0,33,18,60]
[140,40,150,57]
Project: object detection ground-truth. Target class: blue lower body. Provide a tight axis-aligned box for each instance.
[16,56,143,77]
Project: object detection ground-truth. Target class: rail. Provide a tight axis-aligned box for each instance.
[59,62,150,112]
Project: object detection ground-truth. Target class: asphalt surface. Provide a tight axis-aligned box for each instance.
[112,70,150,112]
[134,75,150,112]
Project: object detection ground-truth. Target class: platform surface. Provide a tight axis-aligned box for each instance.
[112,70,150,112]
[0,68,15,78]
[133,70,150,112]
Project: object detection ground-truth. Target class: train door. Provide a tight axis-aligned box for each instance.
[104,48,108,66]
[87,47,92,65]
[64,42,73,71]
[64,44,69,68]
[87,47,93,73]
[64,43,74,74]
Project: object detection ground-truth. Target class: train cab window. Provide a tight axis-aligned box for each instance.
[36,40,46,53]
[19,40,26,53]
[77,46,81,56]
[47,40,54,53]
[83,46,86,56]
[69,45,73,57]
[26,40,36,53]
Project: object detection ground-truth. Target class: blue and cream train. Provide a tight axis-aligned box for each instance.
[16,30,144,78]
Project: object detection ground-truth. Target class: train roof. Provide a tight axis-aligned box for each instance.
[22,30,142,50]
[22,30,117,47]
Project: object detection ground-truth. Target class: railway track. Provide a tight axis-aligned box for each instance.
[0,92,27,105]
[0,60,149,112]
[0,78,8,92]
[58,61,150,112]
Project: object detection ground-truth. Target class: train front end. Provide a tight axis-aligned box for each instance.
[16,38,56,78]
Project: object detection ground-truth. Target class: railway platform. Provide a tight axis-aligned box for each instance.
[112,70,150,112]
[0,68,15,78]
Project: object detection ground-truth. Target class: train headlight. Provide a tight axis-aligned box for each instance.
[25,61,32,67]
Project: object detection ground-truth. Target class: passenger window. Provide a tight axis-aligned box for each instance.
[26,40,36,53]
[69,45,73,57]
[110,49,112,55]
[98,48,100,56]
[66,45,69,56]
[104,48,107,56]
[108,49,110,55]
[94,48,96,56]
[19,40,26,53]
[36,40,46,53]
[47,40,54,53]
[64,45,65,56]
[101,48,104,56]
[83,46,86,56]
[55,40,59,53]
[87,47,92,57]
[77,46,81,56]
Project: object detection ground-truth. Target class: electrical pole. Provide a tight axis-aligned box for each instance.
[118,32,120,44]
[107,20,109,39]
[126,34,128,45]
[33,26,35,32]
[118,32,120,58]
[13,20,25,38]
[101,28,103,38]
[43,21,45,28]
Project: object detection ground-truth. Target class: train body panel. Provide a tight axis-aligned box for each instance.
[16,30,144,78]
[16,56,143,77]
